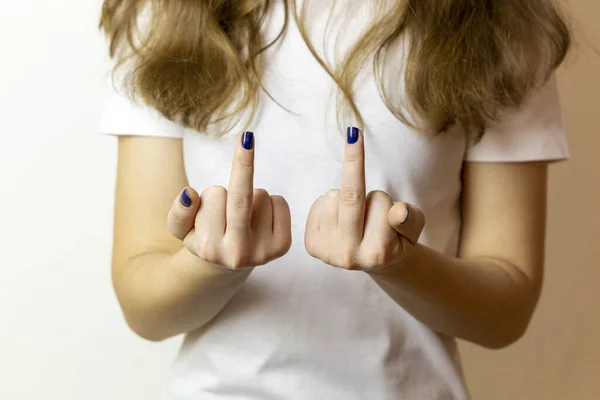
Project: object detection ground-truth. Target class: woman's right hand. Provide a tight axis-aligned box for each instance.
[167,131,292,270]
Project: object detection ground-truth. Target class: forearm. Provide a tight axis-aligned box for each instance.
[114,247,251,341]
[370,244,541,348]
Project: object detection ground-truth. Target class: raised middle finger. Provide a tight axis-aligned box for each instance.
[226,131,255,233]
[338,127,367,242]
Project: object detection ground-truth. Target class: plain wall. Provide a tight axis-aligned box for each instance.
[0,1,182,399]
[0,1,597,399]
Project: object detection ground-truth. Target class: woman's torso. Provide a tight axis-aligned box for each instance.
[167,2,470,398]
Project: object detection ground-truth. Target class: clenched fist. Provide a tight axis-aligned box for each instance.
[305,127,425,272]
[167,131,292,270]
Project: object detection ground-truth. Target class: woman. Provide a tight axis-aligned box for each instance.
[99,0,570,398]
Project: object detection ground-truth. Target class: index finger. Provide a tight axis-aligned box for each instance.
[227,131,255,231]
[338,127,366,237]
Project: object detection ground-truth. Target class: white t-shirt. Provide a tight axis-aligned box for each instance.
[98,2,568,399]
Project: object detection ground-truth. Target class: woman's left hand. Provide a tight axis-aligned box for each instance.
[305,128,426,272]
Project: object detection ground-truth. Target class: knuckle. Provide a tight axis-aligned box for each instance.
[229,192,252,210]
[366,246,390,267]
[237,156,254,170]
[202,185,227,200]
[254,188,269,198]
[305,233,326,261]
[368,190,391,201]
[345,153,362,164]
[326,189,340,198]
[271,195,289,211]
[270,231,293,260]
[254,235,292,265]
[304,237,317,258]
[196,244,219,263]
[254,189,270,207]
[221,238,252,269]
[341,187,364,206]
[338,251,358,270]
[227,251,250,269]
[279,232,293,255]
[256,249,271,265]
[194,234,219,261]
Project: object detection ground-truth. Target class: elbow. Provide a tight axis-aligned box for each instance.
[123,313,173,342]
[118,294,181,342]
[478,268,541,349]
[117,295,181,342]
[478,322,528,349]
[114,289,176,342]
[112,264,176,342]
[476,302,536,350]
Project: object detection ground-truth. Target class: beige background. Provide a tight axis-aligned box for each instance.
[460,1,600,399]
[0,1,597,399]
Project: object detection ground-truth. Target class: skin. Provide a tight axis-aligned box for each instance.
[113,131,546,347]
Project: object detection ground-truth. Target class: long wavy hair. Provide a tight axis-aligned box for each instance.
[100,0,570,138]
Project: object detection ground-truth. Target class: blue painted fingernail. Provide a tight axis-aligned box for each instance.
[242,131,254,150]
[347,127,359,145]
[180,189,192,208]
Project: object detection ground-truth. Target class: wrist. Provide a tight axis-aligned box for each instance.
[368,243,423,278]
[179,246,254,278]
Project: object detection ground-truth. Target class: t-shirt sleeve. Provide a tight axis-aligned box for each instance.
[97,80,185,139]
[464,75,569,163]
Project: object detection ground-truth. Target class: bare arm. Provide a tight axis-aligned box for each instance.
[370,162,547,348]
[112,136,250,341]
[305,129,547,348]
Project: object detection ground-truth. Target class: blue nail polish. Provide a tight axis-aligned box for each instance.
[180,189,192,208]
[242,131,254,150]
[347,127,359,145]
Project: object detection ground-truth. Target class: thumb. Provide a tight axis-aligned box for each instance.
[388,202,425,245]
[168,187,200,241]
